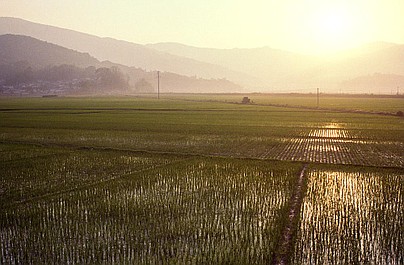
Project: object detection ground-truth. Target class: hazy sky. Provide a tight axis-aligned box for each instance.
[1,0,403,54]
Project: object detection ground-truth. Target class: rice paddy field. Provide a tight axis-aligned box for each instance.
[0,94,403,264]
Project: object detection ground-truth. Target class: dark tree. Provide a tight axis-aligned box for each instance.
[135,78,154,93]
[96,67,129,89]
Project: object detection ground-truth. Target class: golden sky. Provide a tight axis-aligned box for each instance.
[1,0,403,54]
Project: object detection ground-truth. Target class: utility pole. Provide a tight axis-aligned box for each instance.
[157,71,160,99]
[316,88,319,108]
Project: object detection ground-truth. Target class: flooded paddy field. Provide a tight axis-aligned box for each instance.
[293,166,403,265]
[1,145,301,263]
[0,96,403,263]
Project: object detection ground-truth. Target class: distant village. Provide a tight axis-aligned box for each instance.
[0,79,91,96]
[0,64,131,96]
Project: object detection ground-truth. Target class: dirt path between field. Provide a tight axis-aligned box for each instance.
[272,163,308,265]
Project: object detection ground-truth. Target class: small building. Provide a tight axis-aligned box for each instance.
[241,97,251,104]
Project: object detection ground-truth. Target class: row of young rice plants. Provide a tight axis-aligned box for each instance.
[2,103,403,168]
[292,165,404,264]
[0,152,302,264]
[0,143,66,162]
[258,124,404,168]
[1,98,402,165]
[0,126,294,159]
[2,124,402,168]
[0,143,181,208]
[267,137,404,167]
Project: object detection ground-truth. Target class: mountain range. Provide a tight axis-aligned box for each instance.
[0,34,242,95]
[0,17,251,86]
[0,34,98,67]
[1,17,404,94]
[147,42,404,93]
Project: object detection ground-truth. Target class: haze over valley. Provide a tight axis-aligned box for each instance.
[0,14,404,94]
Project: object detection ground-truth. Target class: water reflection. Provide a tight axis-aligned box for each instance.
[0,159,299,264]
[292,169,403,264]
[272,126,404,167]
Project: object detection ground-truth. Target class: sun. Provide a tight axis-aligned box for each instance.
[320,12,350,37]
[308,5,359,53]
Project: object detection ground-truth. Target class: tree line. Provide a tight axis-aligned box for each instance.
[0,62,129,90]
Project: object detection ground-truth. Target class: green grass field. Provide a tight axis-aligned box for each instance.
[166,93,404,113]
[0,95,403,264]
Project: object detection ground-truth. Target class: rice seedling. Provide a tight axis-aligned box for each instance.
[0,144,179,207]
[0,96,403,264]
[0,149,301,264]
[292,166,404,264]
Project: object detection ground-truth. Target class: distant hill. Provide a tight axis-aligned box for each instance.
[0,17,251,86]
[335,44,404,77]
[0,34,99,67]
[148,42,404,92]
[1,17,404,94]
[147,42,317,88]
[299,44,404,93]
[326,42,398,60]
[340,73,404,94]
[0,34,242,95]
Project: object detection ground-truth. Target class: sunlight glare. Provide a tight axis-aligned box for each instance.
[321,12,349,37]
[309,5,359,53]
